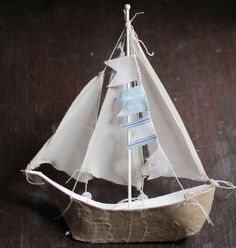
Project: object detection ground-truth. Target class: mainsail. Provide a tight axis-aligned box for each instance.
[79,56,144,189]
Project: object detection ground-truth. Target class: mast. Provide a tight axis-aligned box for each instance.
[124,3,132,208]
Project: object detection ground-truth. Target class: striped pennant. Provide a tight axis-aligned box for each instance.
[121,116,157,150]
[121,116,152,129]
[128,134,157,150]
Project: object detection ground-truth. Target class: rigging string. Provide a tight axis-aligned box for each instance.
[115,189,148,206]
[184,179,236,225]
[24,160,53,185]
[58,14,155,216]
[128,24,154,57]
[129,15,216,224]
[130,11,154,56]
[169,164,213,225]
[55,169,86,219]
[129,20,213,223]
[184,191,214,225]
[55,30,128,219]
[129,13,186,193]
[95,29,126,122]
[25,170,45,185]
[210,179,236,199]
[168,165,185,191]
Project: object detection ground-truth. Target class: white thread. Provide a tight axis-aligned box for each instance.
[210,179,236,189]
[54,197,73,219]
[184,191,213,225]
[137,39,154,56]
[130,25,183,193]
[116,197,137,205]
[116,190,148,206]
[60,29,127,216]
[210,178,236,199]
[129,25,154,57]
[168,164,185,191]
[65,169,80,184]
[130,12,144,23]
[125,21,131,28]
[96,29,126,120]
[137,190,148,201]
[104,29,126,71]
[84,181,88,192]
[25,170,45,185]
[56,171,83,218]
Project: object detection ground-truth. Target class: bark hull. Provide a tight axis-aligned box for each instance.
[28,172,215,243]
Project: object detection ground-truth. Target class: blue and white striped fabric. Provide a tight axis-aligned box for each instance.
[122,116,157,150]
[117,84,156,149]
[128,134,157,150]
[121,116,151,129]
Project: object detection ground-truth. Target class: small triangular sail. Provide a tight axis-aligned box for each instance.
[27,72,104,179]
[105,55,139,87]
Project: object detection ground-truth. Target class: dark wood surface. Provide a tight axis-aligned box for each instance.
[0,0,236,247]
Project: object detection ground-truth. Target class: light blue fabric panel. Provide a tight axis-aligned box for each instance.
[117,85,145,101]
[117,96,148,117]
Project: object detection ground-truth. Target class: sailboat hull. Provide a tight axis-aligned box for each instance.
[27,171,215,243]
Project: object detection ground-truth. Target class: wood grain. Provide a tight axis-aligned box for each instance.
[0,0,236,247]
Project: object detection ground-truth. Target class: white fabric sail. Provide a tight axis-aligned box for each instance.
[143,143,170,179]
[79,76,143,189]
[27,72,104,179]
[27,25,208,190]
[130,28,208,181]
[105,55,140,87]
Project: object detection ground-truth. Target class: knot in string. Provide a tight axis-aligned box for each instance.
[209,178,220,187]
[125,21,131,28]
[210,179,236,199]
[184,191,196,202]
[210,179,236,190]
[137,190,148,201]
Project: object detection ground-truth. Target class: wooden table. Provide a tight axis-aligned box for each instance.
[0,0,235,247]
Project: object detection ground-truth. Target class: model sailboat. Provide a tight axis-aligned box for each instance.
[24,4,218,243]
